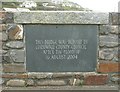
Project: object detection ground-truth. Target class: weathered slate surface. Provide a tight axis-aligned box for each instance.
[14,11,109,24]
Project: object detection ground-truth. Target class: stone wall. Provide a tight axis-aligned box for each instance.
[0,11,119,88]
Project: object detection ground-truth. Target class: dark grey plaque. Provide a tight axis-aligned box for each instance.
[25,25,98,72]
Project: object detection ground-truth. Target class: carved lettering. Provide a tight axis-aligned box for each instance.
[35,39,88,60]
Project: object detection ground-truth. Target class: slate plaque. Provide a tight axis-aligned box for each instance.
[25,25,98,72]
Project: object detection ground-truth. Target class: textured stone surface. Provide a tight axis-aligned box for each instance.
[109,13,120,25]
[6,79,25,87]
[111,73,120,84]
[52,73,73,78]
[28,73,53,79]
[2,43,9,50]
[110,26,119,34]
[70,79,84,86]
[100,25,119,34]
[0,12,5,23]
[84,74,108,85]
[0,12,2,18]
[5,41,24,49]
[0,41,2,49]
[0,50,7,55]
[0,32,8,41]
[14,11,109,24]
[9,50,25,63]
[100,34,119,47]
[26,79,34,86]
[0,24,6,31]
[2,12,14,23]
[8,24,23,40]
[2,73,28,78]
[3,64,26,73]
[0,78,4,85]
[99,25,111,35]
[2,53,11,63]
[97,62,120,73]
[99,48,118,61]
[37,80,67,86]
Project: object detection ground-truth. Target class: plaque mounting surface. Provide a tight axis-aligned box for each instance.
[25,25,98,72]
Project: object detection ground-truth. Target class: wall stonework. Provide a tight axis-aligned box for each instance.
[0,11,119,89]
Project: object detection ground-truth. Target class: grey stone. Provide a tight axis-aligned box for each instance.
[28,73,53,79]
[14,12,109,24]
[99,48,118,61]
[0,42,2,49]
[100,25,119,35]
[0,32,8,41]
[2,53,11,63]
[109,13,120,25]
[5,41,24,49]
[37,80,67,86]
[0,50,7,55]
[9,50,25,63]
[69,78,74,86]
[0,56,2,63]
[111,74,120,84]
[100,34,119,47]
[0,20,2,24]
[111,26,119,34]
[3,8,18,12]
[99,25,110,35]
[26,79,34,86]
[99,49,114,60]
[2,43,9,50]
[0,79,4,85]
[3,12,14,23]
[6,79,25,87]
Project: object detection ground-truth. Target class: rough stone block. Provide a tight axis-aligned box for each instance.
[0,41,2,49]
[2,53,11,63]
[99,48,118,61]
[2,12,14,23]
[9,50,25,63]
[111,73,120,84]
[111,26,119,34]
[2,43,9,50]
[28,73,53,79]
[100,34,119,47]
[100,25,119,35]
[3,64,26,73]
[8,24,23,40]
[0,32,8,41]
[2,73,28,79]
[26,79,34,86]
[6,79,25,87]
[0,50,7,55]
[99,25,110,35]
[14,12,109,24]
[109,13,120,25]
[0,24,6,31]
[37,80,67,86]
[5,41,24,49]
